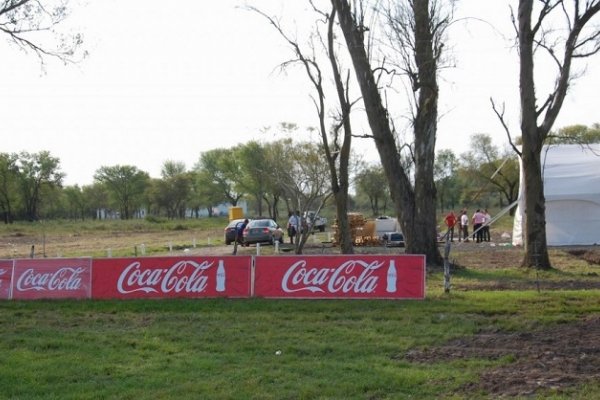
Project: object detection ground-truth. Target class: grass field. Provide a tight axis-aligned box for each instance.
[1,289,599,400]
[1,217,599,398]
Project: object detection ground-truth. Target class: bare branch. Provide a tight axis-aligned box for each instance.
[533,36,564,69]
[531,0,562,35]
[490,97,521,157]
[1,0,84,66]
[536,94,554,117]
[0,0,31,17]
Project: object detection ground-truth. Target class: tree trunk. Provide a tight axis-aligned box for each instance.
[412,0,442,263]
[335,190,353,254]
[331,0,442,266]
[518,0,551,269]
[520,146,551,268]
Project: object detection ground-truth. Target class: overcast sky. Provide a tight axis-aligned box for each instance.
[2,0,599,186]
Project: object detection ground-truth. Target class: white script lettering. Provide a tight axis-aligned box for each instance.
[117,260,213,294]
[281,260,383,294]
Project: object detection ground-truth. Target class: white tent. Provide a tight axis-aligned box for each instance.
[513,144,600,246]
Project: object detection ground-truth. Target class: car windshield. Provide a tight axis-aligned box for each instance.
[250,220,271,227]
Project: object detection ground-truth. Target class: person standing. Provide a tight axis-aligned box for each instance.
[287,211,300,244]
[483,209,492,242]
[472,209,485,243]
[444,211,457,242]
[236,219,249,246]
[460,210,469,242]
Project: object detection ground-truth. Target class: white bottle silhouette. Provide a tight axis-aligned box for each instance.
[216,260,226,292]
[386,260,397,293]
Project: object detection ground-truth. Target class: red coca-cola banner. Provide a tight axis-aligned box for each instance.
[254,255,425,299]
[92,256,252,299]
[0,259,14,300]
[11,258,92,300]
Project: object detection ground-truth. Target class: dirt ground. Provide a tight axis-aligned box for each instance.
[402,244,600,397]
[404,315,600,398]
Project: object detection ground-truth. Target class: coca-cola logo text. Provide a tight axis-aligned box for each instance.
[17,267,85,291]
[281,260,383,294]
[117,260,214,294]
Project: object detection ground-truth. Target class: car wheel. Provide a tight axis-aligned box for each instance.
[319,225,325,232]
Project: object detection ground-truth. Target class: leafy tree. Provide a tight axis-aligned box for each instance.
[152,160,192,219]
[547,124,600,145]
[0,152,19,223]
[261,138,291,221]
[236,141,269,217]
[82,183,110,219]
[434,149,460,213]
[461,134,519,214]
[190,170,226,218]
[17,150,64,221]
[355,165,390,216]
[62,185,87,220]
[94,165,149,220]
[196,148,244,207]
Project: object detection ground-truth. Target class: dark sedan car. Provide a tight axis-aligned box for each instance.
[242,219,284,246]
[224,219,248,245]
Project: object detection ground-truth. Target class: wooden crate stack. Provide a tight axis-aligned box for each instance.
[332,213,379,246]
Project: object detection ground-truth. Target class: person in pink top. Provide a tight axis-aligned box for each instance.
[472,209,486,243]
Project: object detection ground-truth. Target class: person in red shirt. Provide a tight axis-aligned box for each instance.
[444,211,457,242]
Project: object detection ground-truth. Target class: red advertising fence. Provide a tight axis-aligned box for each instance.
[92,256,252,299]
[11,258,92,300]
[254,255,425,299]
[0,259,14,300]
[0,255,425,300]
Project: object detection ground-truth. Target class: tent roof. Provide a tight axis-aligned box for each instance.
[543,144,600,203]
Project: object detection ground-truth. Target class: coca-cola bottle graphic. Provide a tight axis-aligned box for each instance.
[216,260,226,292]
[386,260,397,293]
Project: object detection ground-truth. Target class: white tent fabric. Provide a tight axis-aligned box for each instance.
[513,144,600,246]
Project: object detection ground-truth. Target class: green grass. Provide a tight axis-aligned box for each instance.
[1,290,599,399]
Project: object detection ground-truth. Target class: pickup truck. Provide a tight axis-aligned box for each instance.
[304,211,327,232]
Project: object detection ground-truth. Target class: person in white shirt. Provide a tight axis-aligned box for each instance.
[287,211,300,244]
[460,210,469,242]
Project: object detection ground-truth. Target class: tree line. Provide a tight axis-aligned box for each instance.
[3,124,599,225]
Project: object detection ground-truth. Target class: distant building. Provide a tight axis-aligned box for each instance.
[187,201,248,218]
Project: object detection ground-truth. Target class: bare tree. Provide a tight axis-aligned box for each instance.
[248,3,357,254]
[503,0,600,269]
[1,0,84,66]
[332,0,452,266]
[266,139,332,253]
